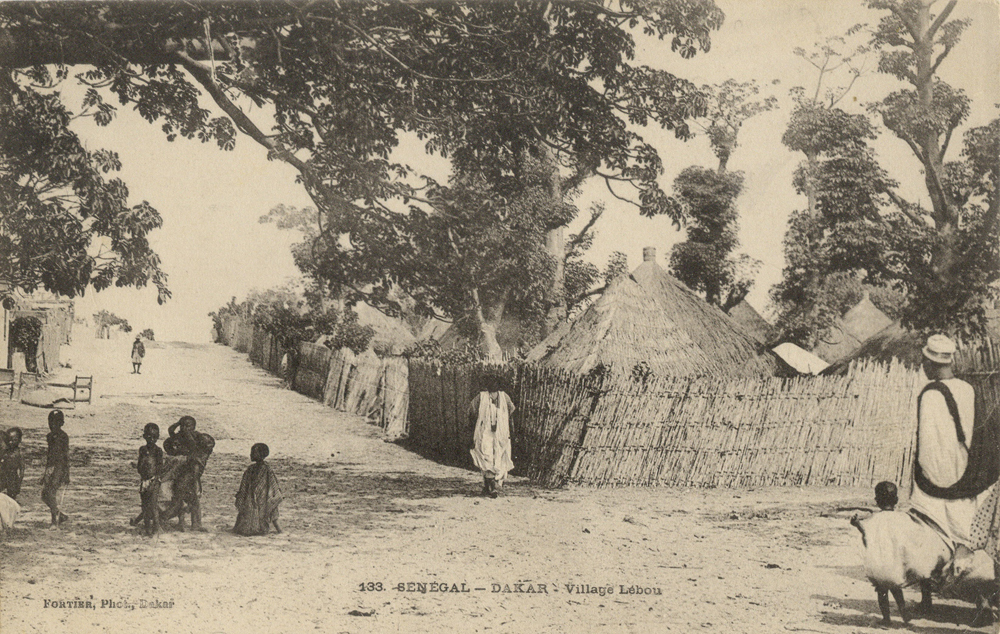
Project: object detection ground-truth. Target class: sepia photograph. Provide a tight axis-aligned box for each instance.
[0,0,998,632]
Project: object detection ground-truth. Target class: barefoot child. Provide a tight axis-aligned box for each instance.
[136,423,163,536]
[0,428,24,500]
[233,443,282,536]
[40,410,69,527]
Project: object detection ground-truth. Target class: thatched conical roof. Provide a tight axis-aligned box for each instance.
[526,248,776,377]
[726,299,773,344]
[821,322,923,374]
[811,293,893,363]
[352,302,417,354]
[437,314,538,359]
[417,317,451,341]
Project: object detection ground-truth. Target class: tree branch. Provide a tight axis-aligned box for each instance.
[930,43,952,76]
[173,50,308,172]
[564,207,603,260]
[890,5,922,45]
[926,0,959,42]
[603,178,640,208]
[884,189,925,225]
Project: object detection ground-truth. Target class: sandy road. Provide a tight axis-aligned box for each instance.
[0,337,994,634]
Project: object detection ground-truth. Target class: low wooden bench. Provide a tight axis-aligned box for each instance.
[45,375,94,404]
[0,369,14,400]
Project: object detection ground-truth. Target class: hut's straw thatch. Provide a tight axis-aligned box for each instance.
[437,314,537,358]
[526,248,776,377]
[417,317,451,341]
[822,324,999,376]
[726,299,773,344]
[821,322,922,374]
[811,293,894,363]
[352,302,417,354]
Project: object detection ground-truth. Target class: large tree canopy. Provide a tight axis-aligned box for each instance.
[865,0,998,334]
[0,73,169,302]
[669,79,775,310]
[1,1,724,332]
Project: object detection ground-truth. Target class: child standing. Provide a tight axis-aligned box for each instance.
[137,423,163,536]
[0,428,25,500]
[233,443,282,536]
[40,410,70,527]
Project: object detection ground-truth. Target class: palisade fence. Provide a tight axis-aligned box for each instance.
[522,361,926,488]
[218,315,410,439]
[218,313,999,489]
[408,349,999,489]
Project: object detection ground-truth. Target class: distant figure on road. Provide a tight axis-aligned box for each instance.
[41,410,70,527]
[0,428,25,500]
[233,443,282,536]
[131,335,145,374]
[468,375,515,498]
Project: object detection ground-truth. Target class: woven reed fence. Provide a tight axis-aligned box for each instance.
[407,359,941,488]
[558,361,925,488]
[295,342,333,400]
[219,322,410,439]
[956,338,1000,440]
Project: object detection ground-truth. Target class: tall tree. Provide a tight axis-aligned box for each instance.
[1,1,725,357]
[774,31,912,346]
[866,0,998,333]
[774,8,998,344]
[669,79,774,309]
[775,88,905,346]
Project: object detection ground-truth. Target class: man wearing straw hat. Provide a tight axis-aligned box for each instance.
[909,335,998,598]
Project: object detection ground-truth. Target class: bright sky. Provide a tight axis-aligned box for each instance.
[67,0,1000,342]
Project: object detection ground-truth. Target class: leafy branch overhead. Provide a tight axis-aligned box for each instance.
[0,75,170,302]
[0,0,725,317]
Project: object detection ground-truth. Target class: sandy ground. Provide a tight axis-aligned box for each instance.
[0,336,996,634]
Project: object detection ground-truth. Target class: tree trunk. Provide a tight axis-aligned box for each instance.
[470,288,505,363]
[538,145,567,338]
[543,225,566,335]
[805,152,819,217]
[909,0,961,285]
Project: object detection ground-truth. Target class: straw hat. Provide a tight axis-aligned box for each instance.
[922,334,956,365]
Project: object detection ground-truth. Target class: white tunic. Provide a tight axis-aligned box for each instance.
[469,391,515,481]
[909,378,994,547]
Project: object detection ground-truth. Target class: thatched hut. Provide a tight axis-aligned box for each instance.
[821,322,923,374]
[436,314,539,359]
[526,248,777,377]
[352,302,417,354]
[811,293,893,363]
[726,299,773,344]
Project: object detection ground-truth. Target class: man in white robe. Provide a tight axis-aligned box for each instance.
[908,334,999,613]
[468,383,515,498]
[910,334,994,548]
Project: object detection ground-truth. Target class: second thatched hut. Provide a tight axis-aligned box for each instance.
[526,247,776,377]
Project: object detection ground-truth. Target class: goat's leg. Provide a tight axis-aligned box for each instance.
[877,588,892,624]
[917,580,934,613]
[890,587,908,623]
